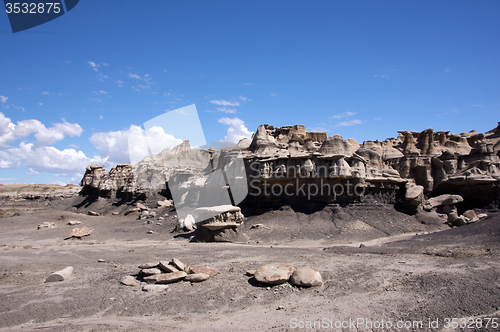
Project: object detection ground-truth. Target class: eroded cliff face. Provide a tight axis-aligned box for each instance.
[79,122,500,212]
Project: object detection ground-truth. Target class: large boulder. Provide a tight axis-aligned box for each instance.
[424,195,463,211]
[290,268,323,287]
[254,263,295,285]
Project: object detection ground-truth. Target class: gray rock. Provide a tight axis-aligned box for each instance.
[98,259,106,263]
[121,275,137,286]
[88,211,100,216]
[156,271,187,284]
[453,216,468,227]
[142,284,169,292]
[112,211,119,215]
[478,213,488,219]
[136,203,148,211]
[141,268,162,276]
[424,195,463,210]
[184,273,209,282]
[246,270,256,276]
[254,264,294,285]
[38,222,55,229]
[463,210,479,222]
[158,261,180,273]
[171,258,185,271]
[67,220,82,225]
[290,267,323,287]
[447,212,459,224]
[190,266,219,277]
[138,262,159,269]
[143,274,161,283]
[46,266,73,282]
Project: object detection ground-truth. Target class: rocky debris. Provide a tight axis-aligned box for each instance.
[46,266,73,282]
[453,216,468,227]
[147,230,154,234]
[189,266,219,277]
[112,211,119,215]
[180,214,196,232]
[156,271,187,284]
[121,276,137,286]
[37,222,55,229]
[254,264,295,285]
[193,206,247,242]
[136,203,148,211]
[88,211,100,216]
[184,273,209,282]
[478,213,488,219]
[142,284,169,292]
[68,226,93,238]
[98,259,106,263]
[157,199,173,208]
[250,223,266,229]
[67,220,82,226]
[124,259,218,286]
[124,208,140,216]
[290,268,323,287]
[424,194,464,211]
[139,262,159,269]
[463,210,479,222]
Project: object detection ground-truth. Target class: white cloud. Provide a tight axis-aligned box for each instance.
[218,117,253,143]
[38,103,43,106]
[41,91,49,95]
[129,73,142,79]
[243,82,253,86]
[0,96,8,103]
[93,90,109,95]
[331,111,356,119]
[217,107,237,114]
[0,142,102,174]
[88,61,100,71]
[90,125,183,165]
[270,93,277,97]
[0,112,83,148]
[336,119,364,127]
[102,63,109,66]
[27,168,39,175]
[210,100,240,107]
[238,96,249,102]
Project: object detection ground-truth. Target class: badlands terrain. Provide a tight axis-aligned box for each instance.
[1,123,500,331]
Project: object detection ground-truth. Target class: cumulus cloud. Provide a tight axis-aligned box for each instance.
[90,125,183,164]
[0,95,8,103]
[0,112,83,148]
[218,117,253,144]
[210,100,240,107]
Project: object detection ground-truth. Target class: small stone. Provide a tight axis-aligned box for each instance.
[38,222,55,229]
[68,226,93,238]
[171,258,185,271]
[478,213,488,219]
[158,261,180,273]
[136,203,148,211]
[190,266,219,277]
[147,230,154,234]
[251,223,265,229]
[149,211,157,218]
[124,208,140,216]
[67,220,81,226]
[453,216,468,227]
[156,271,187,284]
[142,284,169,292]
[462,210,477,221]
[156,223,162,226]
[141,268,162,276]
[112,211,119,215]
[138,262,159,269]
[88,211,100,216]
[121,276,137,286]
[277,306,284,310]
[290,267,323,287]
[246,270,256,276]
[254,264,294,285]
[46,266,74,282]
[359,243,366,248]
[184,273,209,282]
[98,259,105,263]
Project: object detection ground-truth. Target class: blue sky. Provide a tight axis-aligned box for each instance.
[0,0,499,185]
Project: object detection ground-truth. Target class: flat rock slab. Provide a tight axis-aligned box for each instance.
[254,264,294,285]
[38,222,55,229]
[138,262,159,269]
[142,284,169,292]
[424,195,463,210]
[67,220,82,225]
[121,276,137,286]
[156,271,187,284]
[184,273,209,282]
[68,226,93,238]
[290,267,323,287]
[143,275,161,283]
[140,268,162,276]
[190,266,219,277]
[46,266,73,282]
[158,261,180,273]
[171,258,185,271]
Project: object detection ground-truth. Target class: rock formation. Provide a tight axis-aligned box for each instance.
[79,122,500,219]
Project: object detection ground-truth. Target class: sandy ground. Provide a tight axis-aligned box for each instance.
[0,197,499,331]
